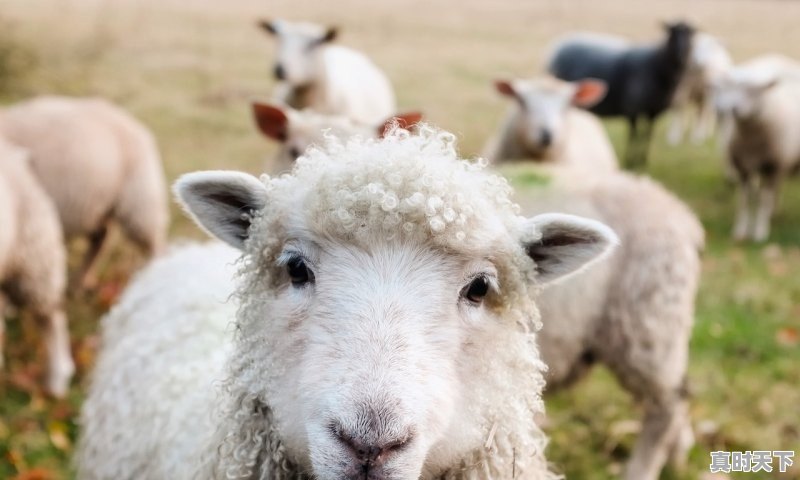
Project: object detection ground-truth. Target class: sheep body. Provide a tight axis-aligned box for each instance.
[485,77,617,171]
[0,96,168,286]
[79,128,619,480]
[77,242,238,479]
[265,20,396,125]
[714,55,800,241]
[511,166,703,480]
[0,138,73,396]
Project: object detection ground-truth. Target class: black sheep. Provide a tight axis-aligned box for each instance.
[548,22,695,168]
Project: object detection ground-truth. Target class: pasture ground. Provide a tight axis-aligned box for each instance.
[0,1,798,478]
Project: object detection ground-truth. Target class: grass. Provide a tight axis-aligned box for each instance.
[1,0,799,478]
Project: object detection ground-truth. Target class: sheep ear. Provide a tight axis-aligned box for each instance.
[252,102,289,142]
[377,111,423,137]
[258,19,277,35]
[572,79,607,108]
[522,213,618,285]
[174,171,268,249]
[321,26,338,43]
[495,80,517,98]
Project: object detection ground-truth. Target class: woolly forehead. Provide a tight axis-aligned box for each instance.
[251,130,528,259]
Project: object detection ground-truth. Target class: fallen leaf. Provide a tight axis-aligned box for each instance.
[776,327,799,347]
[48,421,71,451]
[11,468,56,480]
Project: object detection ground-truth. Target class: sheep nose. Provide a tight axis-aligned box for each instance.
[333,427,412,468]
[539,129,553,147]
[274,64,286,80]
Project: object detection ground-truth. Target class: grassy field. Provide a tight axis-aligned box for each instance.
[0,0,798,478]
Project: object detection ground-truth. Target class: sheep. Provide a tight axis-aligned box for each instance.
[0,96,169,289]
[484,77,618,171]
[252,101,422,172]
[666,32,733,145]
[0,137,74,397]
[713,55,800,242]
[259,19,396,126]
[508,165,703,480]
[547,22,695,168]
[77,127,619,480]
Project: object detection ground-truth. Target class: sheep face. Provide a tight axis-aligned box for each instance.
[495,78,606,157]
[176,131,617,479]
[713,74,777,121]
[259,19,336,86]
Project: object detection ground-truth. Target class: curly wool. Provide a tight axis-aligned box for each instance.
[205,127,556,480]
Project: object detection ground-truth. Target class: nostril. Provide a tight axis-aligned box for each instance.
[331,423,413,466]
[274,64,286,80]
[540,129,553,147]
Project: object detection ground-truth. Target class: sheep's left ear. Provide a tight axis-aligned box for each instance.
[252,102,289,142]
[377,111,423,137]
[572,79,607,108]
[320,26,338,43]
[258,19,277,35]
[174,171,268,250]
[521,213,618,285]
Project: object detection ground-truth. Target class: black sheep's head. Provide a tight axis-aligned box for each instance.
[663,20,696,67]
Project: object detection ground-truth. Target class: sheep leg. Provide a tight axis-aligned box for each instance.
[627,117,654,169]
[38,309,75,398]
[77,224,109,291]
[732,172,756,241]
[624,116,642,168]
[623,397,688,480]
[666,108,686,146]
[693,95,715,144]
[752,173,779,242]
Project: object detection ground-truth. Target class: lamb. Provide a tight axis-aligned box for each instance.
[0,137,74,397]
[259,19,396,125]
[547,22,695,168]
[509,165,704,480]
[77,127,619,480]
[252,101,422,172]
[484,77,618,171]
[666,32,733,145]
[713,55,800,242]
[0,96,169,289]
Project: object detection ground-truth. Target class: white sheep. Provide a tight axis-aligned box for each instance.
[77,128,618,480]
[510,165,704,480]
[251,101,422,172]
[667,32,733,145]
[713,55,800,241]
[0,96,169,288]
[0,137,74,397]
[260,19,396,126]
[484,77,618,171]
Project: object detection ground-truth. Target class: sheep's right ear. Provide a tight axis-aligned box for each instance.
[252,102,289,142]
[521,213,619,286]
[174,171,268,249]
[572,79,607,108]
[377,111,423,137]
[258,19,277,35]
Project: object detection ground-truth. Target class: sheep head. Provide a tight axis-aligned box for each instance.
[259,19,337,86]
[175,128,616,480]
[495,77,606,158]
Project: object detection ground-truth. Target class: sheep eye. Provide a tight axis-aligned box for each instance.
[287,257,314,286]
[463,275,490,304]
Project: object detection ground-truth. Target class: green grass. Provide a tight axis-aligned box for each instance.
[1,1,799,479]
